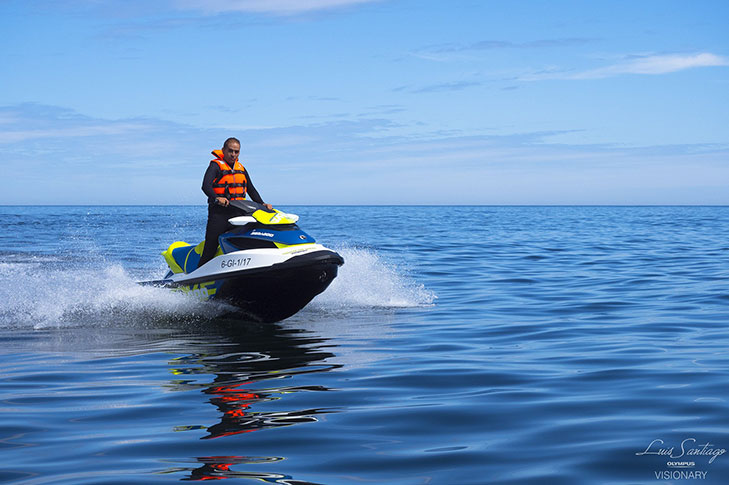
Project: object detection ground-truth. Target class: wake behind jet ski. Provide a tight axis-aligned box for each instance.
[142,200,343,322]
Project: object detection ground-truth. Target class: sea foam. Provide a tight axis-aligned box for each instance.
[0,246,435,328]
[310,246,436,310]
[0,261,227,329]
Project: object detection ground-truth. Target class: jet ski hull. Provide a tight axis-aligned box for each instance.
[162,250,343,323]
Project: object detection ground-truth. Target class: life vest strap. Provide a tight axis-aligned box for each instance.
[213,182,246,188]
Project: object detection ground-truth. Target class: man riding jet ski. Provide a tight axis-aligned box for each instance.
[145,200,343,323]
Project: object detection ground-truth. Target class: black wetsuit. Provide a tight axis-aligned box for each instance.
[198,162,266,267]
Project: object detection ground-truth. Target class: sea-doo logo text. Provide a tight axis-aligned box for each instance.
[251,231,274,238]
[221,257,251,269]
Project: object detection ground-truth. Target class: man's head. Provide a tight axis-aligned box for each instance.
[222,137,241,164]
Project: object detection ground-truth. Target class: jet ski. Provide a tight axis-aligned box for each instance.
[142,200,344,323]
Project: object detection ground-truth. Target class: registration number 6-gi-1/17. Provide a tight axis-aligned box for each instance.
[221,257,251,269]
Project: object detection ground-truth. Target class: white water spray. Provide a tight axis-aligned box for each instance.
[0,245,435,329]
[0,261,227,329]
[311,246,436,310]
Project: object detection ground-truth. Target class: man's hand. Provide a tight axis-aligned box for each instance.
[215,197,229,207]
[263,203,273,210]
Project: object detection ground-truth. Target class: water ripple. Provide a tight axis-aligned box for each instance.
[1,206,729,483]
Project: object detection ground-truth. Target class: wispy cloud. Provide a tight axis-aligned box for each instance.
[524,52,729,80]
[411,38,595,62]
[575,52,729,78]
[0,104,156,144]
[424,38,595,54]
[2,103,727,204]
[394,81,482,94]
[174,0,382,15]
[0,103,213,174]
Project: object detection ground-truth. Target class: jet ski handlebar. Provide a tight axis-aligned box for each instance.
[226,199,300,225]
[227,199,272,215]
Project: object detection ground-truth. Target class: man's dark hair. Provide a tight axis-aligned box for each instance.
[223,137,240,149]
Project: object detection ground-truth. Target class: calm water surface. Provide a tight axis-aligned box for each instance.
[0,206,728,484]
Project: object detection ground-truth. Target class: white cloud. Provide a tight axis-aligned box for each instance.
[574,52,729,79]
[524,52,729,81]
[0,123,155,144]
[175,0,381,15]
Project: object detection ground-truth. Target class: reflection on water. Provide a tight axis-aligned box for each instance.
[168,321,339,437]
[181,456,293,483]
[0,315,342,484]
[161,318,340,481]
[162,456,294,483]
[160,455,302,483]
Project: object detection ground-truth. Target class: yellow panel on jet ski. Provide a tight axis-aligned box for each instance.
[162,241,191,274]
[252,209,299,225]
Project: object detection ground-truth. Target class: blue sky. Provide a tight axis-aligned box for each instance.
[1,0,727,205]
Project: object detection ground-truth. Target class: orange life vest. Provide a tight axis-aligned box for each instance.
[210,149,247,200]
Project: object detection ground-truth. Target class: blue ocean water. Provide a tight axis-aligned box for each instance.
[0,205,728,484]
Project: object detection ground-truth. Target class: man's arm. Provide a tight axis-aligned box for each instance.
[201,162,223,204]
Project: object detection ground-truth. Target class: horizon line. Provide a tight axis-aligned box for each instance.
[1,204,728,208]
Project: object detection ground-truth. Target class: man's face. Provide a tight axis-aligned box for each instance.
[222,142,240,164]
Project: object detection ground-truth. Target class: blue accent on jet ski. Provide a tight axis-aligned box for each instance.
[220,225,315,249]
[170,244,201,274]
[184,246,202,273]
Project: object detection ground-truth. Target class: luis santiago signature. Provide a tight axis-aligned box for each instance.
[636,438,726,464]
